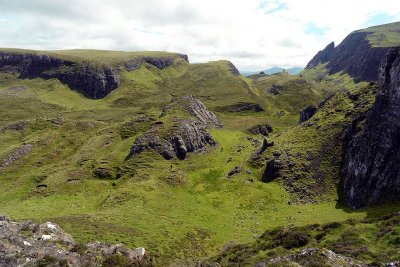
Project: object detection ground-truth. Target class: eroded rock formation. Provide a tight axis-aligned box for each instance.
[342,47,400,209]
[129,95,221,160]
[0,51,189,98]
[306,42,335,69]
[306,31,393,82]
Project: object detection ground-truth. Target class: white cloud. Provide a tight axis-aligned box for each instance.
[0,0,400,70]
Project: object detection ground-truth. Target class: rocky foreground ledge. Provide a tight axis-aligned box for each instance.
[0,215,150,266]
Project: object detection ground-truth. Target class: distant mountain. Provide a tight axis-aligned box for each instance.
[240,66,303,76]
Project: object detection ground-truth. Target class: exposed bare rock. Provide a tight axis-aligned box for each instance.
[306,42,335,69]
[124,54,189,71]
[0,144,33,170]
[267,84,283,95]
[0,216,149,267]
[130,96,221,160]
[180,95,223,128]
[306,31,393,82]
[262,157,282,183]
[0,51,189,98]
[0,121,27,132]
[255,248,365,267]
[227,166,242,177]
[299,105,317,123]
[248,124,273,136]
[342,47,400,209]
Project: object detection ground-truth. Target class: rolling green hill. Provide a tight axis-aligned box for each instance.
[0,45,399,266]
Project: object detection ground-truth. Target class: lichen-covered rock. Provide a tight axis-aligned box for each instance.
[255,248,365,267]
[0,216,149,267]
[130,96,221,160]
[180,95,223,128]
[342,47,400,209]
[0,144,33,170]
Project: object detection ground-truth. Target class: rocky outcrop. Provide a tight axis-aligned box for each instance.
[299,105,317,123]
[179,95,223,128]
[0,215,149,267]
[267,84,283,95]
[342,47,400,209]
[327,31,392,82]
[255,248,364,267]
[0,51,121,98]
[306,42,335,69]
[130,119,216,160]
[0,51,189,98]
[306,31,393,82]
[0,144,33,170]
[124,54,189,71]
[262,157,282,183]
[129,96,221,160]
[248,124,273,136]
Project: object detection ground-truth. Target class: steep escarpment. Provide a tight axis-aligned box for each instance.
[306,42,335,69]
[129,95,221,160]
[306,31,394,82]
[0,51,120,98]
[342,47,400,209]
[0,50,189,98]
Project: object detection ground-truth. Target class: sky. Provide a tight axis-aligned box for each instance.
[1,0,400,71]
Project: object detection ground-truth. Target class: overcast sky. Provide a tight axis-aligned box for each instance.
[1,0,400,70]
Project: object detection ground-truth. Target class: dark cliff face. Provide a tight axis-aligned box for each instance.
[342,47,400,209]
[305,42,335,69]
[307,31,393,82]
[0,51,121,98]
[327,31,392,82]
[0,51,189,98]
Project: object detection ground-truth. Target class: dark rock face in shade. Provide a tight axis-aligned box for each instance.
[299,105,317,123]
[0,51,120,98]
[306,31,392,82]
[306,42,335,69]
[342,47,400,209]
[0,51,189,98]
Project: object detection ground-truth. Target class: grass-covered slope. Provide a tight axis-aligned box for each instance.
[208,212,400,266]
[0,49,399,265]
[360,21,400,47]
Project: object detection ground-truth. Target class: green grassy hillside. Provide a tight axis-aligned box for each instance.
[0,50,399,265]
[359,21,400,47]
